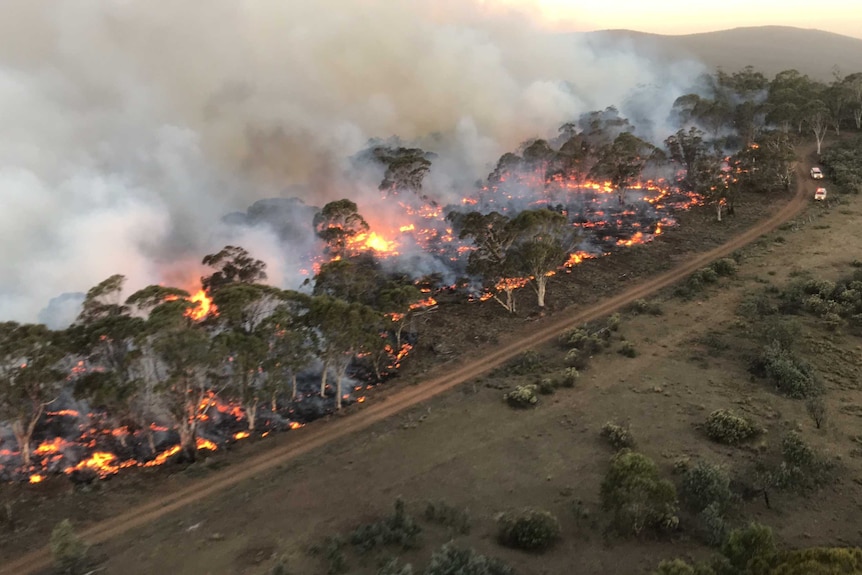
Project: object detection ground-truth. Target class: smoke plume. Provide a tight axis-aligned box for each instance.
[0,0,704,325]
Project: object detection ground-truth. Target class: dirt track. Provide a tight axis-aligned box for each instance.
[1,163,812,575]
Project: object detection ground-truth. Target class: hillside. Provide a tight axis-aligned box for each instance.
[579,26,862,80]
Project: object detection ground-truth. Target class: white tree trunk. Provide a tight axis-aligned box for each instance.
[536,276,548,308]
[246,400,258,432]
[716,202,723,222]
[319,359,329,396]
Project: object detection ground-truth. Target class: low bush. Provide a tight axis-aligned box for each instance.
[680,461,733,514]
[424,501,471,535]
[618,341,637,358]
[377,559,414,575]
[705,409,759,445]
[600,450,679,536]
[559,367,580,388]
[805,396,827,429]
[751,342,818,399]
[601,422,636,451]
[424,544,515,575]
[504,350,542,376]
[626,299,664,316]
[720,523,777,575]
[50,519,88,575]
[698,502,728,547]
[711,258,738,277]
[564,348,590,370]
[503,384,538,408]
[692,267,720,284]
[537,377,557,395]
[496,508,561,551]
[309,536,348,575]
[773,432,832,492]
[350,499,421,554]
[738,292,779,318]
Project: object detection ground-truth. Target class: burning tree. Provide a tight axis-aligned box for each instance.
[665,127,708,192]
[313,199,370,258]
[590,132,657,205]
[259,293,316,404]
[0,322,65,467]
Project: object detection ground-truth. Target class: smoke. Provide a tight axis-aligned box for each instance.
[0,0,705,325]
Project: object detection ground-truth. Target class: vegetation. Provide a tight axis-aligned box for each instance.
[600,450,679,536]
[704,409,759,445]
[349,499,422,554]
[50,519,88,575]
[600,422,636,451]
[495,508,561,551]
[423,501,471,535]
[503,384,538,408]
[424,544,515,575]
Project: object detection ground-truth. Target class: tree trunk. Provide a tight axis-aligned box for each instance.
[854,109,862,129]
[11,420,30,468]
[536,276,548,308]
[291,373,298,401]
[319,359,330,396]
[246,400,258,432]
[716,202,723,222]
[178,422,196,462]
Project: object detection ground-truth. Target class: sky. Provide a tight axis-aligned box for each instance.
[501,0,862,39]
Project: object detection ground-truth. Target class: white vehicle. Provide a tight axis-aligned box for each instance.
[814,187,827,201]
[810,167,824,179]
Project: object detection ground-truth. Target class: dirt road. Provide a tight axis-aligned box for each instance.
[1,163,813,575]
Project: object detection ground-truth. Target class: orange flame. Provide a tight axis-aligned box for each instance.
[233,431,250,441]
[29,474,44,484]
[186,289,215,321]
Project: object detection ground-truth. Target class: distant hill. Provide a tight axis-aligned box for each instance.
[577,26,862,81]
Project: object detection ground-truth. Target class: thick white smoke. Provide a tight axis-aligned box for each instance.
[0,0,704,325]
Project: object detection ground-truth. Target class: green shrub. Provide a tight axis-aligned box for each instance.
[424,501,470,535]
[711,258,738,277]
[496,508,561,551]
[773,432,832,492]
[693,268,720,284]
[738,292,779,318]
[537,377,557,395]
[564,348,590,370]
[751,342,818,399]
[627,299,664,316]
[601,422,636,451]
[680,461,733,514]
[423,544,515,575]
[505,350,542,375]
[651,559,697,575]
[618,342,637,358]
[50,519,88,575]
[720,523,777,575]
[600,450,679,536]
[503,384,538,408]
[607,313,622,331]
[754,317,801,349]
[377,559,414,575]
[350,499,421,553]
[771,547,862,575]
[270,560,289,575]
[562,327,606,353]
[309,536,348,575]
[698,502,729,547]
[705,409,759,445]
[559,367,580,388]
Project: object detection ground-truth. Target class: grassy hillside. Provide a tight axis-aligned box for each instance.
[578,26,862,80]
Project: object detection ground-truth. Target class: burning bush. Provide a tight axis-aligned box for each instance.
[50,519,89,575]
[704,409,759,445]
[503,384,538,408]
[495,508,561,551]
[600,422,636,451]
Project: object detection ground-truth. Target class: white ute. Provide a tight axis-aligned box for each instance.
[810,167,824,179]
[814,187,827,201]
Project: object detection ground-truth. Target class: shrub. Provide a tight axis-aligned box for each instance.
[618,342,638,358]
[50,519,88,575]
[309,536,348,575]
[693,268,720,284]
[738,292,779,318]
[503,384,538,408]
[754,317,801,349]
[651,559,697,575]
[537,377,557,395]
[772,547,862,575]
[563,327,606,354]
[720,523,777,575]
[424,501,470,535]
[711,258,738,277]
[600,450,679,536]
[607,313,622,331]
[496,508,561,551]
[424,543,515,575]
[805,396,827,429]
[559,367,580,388]
[601,422,636,451]
[774,432,832,492]
[698,502,728,547]
[505,350,541,376]
[705,409,759,445]
[627,299,664,316]
[564,348,590,370]
[680,461,733,514]
[378,559,414,575]
[350,499,422,553]
[752,342,818,399]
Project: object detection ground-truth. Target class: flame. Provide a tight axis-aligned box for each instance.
[35,437,68,456]
[46,409,79,418]
[29,474,44,484]
[288,422,303,430]
[233,431,250,441]
[186,289,215,321]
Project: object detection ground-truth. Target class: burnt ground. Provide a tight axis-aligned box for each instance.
[4,145,857,574]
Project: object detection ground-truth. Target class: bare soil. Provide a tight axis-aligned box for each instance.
[4,147,853,575]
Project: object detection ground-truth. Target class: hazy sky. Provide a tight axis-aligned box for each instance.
[501,0,862,39]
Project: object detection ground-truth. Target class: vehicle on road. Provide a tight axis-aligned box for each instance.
[814,187,827,200]
[810,167,824,179]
